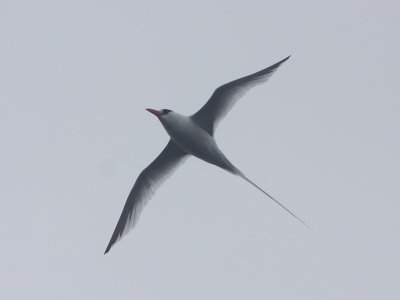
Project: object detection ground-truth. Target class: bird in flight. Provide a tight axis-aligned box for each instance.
[104,56,308,254]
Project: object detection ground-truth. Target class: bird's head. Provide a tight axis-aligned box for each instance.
[146,108,183,133]
[145,108,172,118]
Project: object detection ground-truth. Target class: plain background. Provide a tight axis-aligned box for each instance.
[1,0,399,299]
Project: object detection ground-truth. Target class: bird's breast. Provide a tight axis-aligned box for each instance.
[160,115,227,167]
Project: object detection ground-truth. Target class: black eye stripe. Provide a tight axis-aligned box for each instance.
[163,109,172,114]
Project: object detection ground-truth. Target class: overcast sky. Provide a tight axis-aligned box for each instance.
[1,0,399,299]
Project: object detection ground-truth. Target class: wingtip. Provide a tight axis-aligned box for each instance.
[271,55,291,69]
[104,244,112,255]
[282,55,291,63]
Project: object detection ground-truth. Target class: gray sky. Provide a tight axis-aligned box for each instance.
[1,0,399,299]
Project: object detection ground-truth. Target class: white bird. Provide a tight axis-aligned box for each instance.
[104,56,308,254]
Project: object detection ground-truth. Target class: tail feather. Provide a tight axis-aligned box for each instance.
[237,172,310,229]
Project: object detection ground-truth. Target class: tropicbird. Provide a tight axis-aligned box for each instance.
[104,56,308,254]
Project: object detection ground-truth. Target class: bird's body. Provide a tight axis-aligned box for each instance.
[160,112,237,173]
[104,56,308,254]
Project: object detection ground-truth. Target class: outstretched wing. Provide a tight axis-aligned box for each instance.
[191,56,290,135]
[104,140,188,254]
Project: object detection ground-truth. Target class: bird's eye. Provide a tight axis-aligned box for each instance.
[163,109,172,114]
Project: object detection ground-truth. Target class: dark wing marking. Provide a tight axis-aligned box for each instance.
[191,56,290,135]
[104,140,188,254]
